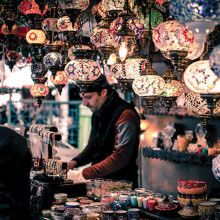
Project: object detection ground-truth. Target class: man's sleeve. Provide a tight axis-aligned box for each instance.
[82,109,139,179]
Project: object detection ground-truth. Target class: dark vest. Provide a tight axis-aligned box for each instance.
[90,90,140,186]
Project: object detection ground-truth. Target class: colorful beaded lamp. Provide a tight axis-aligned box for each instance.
[30,84,49,107]
[26,29,46,44]
[4,50,19,71]
[50,71,69,95]
[31,62,48,84]
[65,59,101,91]
[68,45,94,60]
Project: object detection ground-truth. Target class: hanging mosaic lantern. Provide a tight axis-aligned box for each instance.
[30,84,49,107]
[19,0,48,15]
[50,71,69,95]
[31,62,48,84]
[57,16,79,32]
[58,0,89,10]
[42,18,60,32]
[4,50,19,71]
[26,29,46,44]
[43,52,63,78]
[15,52,27,70]
[65,59,101,82]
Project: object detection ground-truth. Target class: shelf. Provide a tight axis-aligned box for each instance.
[142,147,214,166]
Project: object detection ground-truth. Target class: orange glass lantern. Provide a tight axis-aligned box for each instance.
[19,0,48,15]
[26,29,46,44]
[1,23,19,35]
[30,84,49,107]
[50,71,68,95]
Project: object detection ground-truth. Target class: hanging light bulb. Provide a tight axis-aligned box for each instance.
[119,42,128,62]
[107,53,117,65]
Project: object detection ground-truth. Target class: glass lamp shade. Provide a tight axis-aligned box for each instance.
[152,20,194,51]
[185,92,220,116]
[1,23,18,35]
[110,63,125,79]
[133,6,163,31]
[31,62,48,76]
[132,75,165,96]
[212,155,220,182]
[30,84,49,107]
[68,45,93,60]
[43,52,63,68]
[57,16,79,32]
[26,29,46,44]
[161,40,204,61]
[161,79,183,98]
[110,16,145,39]
[19,0,48,15]
[102,0,134,12]
[50,71,69,95]
[169,0,219,46]
[184,60,219,94]
[65,59,101,81]
[50,71,68,85]
[210,45,220,78]
[58,0,89,11]
[90,25,119,48]
[4,50,19,71]
[42,18,60,32]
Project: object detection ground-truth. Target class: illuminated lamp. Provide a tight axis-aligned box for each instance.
[15,52,27,70]
[26,29,46,44]
[31,62,48,84]
[132,60,165,112]
[153,20,194,75]
[43,52,63,78]
[184,60,220,115]
[97,1,108,18]
[4,50,19,71]
[68,45,94,60]
[161,65,184,110]
[50,71,69,95]
[30,84,49,107]
[90,17,118,62]
[65,59,101,91]
[169,0,219,47]
[210,45,220,78]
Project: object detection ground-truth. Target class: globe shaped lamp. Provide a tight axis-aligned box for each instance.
[169,0,219,47]
[132,60,165,112]
[50,71,69,95]
[15,52,27,70]
[65,59,101,91]
[210,45,220,78]
[31,62,48,84]
[4,50,19,71]
[43,52,63,78]
[161,65,184,110]
[26,29,46,44]
[30,84,49,107]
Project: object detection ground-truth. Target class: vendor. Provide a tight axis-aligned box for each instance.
[67,74,140,188]
[0,125,32,219]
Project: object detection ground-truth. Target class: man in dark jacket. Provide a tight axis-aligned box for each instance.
[67,74,140,188]
[0,126,32,220]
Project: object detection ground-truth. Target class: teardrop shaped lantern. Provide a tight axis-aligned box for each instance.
[30,84,49,107]
[4,50,19,71]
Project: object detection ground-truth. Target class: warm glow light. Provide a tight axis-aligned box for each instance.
[50,71,68,85]
[26,29,46,44]
[1,24,19,35]
[140,119,149,131]
[65,59,101,81]
[107,53,117,65]
[184,60,219,94]
[58,0,89,11]
[19,0,48,15]
[119,42,128,62]
[57,16,79,32]
[152,20,194,51]
[43,52,62,68]
[161,79,183,97]
[102,0,134,12]
[30,84,49,97]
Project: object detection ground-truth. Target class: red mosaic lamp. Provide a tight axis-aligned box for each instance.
[30,84,49,107]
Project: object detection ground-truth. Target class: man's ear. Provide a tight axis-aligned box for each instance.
[101,88,108,97]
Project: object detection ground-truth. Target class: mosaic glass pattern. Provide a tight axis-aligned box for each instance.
[152,20,194,51]
[132,75,165,96]
[43,52,62,67]
[30,84,49,97]
[68,45,92,60]
[19,0,48,15]
[26,29,46,44]
[50,71,68,85]
[57,16,79,31]
[184,60,219,93]
[65,59,101,81]
[1,24,19,35]
[102,0,134,12]
[110,16,145,39]
[42,18,59,32]
[161,79,183,97]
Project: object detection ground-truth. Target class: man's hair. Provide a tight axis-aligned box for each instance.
[79,74,112,95]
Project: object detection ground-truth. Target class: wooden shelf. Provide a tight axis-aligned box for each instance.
[142,147,214,166]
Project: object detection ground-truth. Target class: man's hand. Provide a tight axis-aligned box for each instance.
[67,160,77,172]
